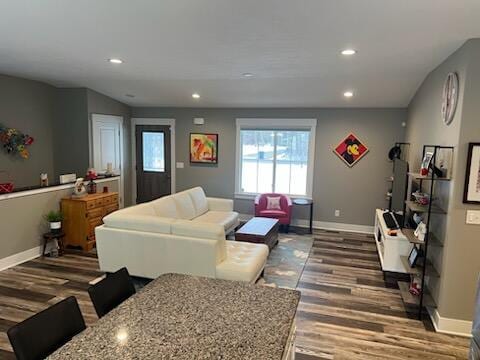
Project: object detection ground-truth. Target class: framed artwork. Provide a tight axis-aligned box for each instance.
[190,133,218,164]
[408,246,419,268]
[463,143,480,204]
[420,151,434,175]
[333,133,369,167]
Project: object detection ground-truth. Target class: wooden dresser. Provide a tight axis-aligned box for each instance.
[61,192,119,251]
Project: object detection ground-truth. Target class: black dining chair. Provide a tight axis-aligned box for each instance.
[88,267,136,318]
[7,296,86,360]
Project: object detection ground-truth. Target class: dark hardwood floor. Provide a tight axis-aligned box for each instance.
[0,252,102,359]
[0,230,471,359]
[295,230,470,360]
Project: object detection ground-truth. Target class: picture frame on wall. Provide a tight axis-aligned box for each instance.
[190,133,218,164]
[463,142,480,204]
[333,133,369,167]
[408,246,419,268]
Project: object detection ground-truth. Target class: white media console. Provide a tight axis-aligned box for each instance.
[374,209,411,273]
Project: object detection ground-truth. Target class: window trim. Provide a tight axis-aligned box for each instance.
[235,118,317,199]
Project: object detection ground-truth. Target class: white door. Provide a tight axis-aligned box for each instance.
[91,114,124,206]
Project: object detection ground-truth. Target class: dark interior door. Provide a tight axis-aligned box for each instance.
[136,125,171,203]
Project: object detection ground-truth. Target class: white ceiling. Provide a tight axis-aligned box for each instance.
[0,1,479,108]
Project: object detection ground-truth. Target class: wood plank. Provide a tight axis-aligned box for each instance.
[296,229,469,360]
[398,281,436,307]
[405,200,447,214]
[402,228,443,247]
[400,255,440,278]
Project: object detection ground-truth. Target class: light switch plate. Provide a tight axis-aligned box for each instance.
[466,210,480,225]
[176,162,184,169]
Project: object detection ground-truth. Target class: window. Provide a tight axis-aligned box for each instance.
[236,119,316,198]
[142,132,165,172]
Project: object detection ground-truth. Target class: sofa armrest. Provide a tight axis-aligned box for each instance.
[207,197,234,212]
[286,196,293,207]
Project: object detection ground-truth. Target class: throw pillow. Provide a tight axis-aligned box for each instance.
[266,196,281,210]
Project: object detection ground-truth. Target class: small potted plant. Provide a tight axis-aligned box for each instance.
[44,210,63,233]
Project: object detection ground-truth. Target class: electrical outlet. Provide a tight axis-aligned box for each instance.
[466,210,480,225]
[335,210,340,217]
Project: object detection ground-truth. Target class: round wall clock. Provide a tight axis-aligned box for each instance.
[441,72,459,126]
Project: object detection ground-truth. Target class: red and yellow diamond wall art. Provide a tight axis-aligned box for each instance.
[333,133,369,167]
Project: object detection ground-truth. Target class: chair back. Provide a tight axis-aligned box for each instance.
[7,296,86,360]
[255,193,291,212]
[88,267,136,318]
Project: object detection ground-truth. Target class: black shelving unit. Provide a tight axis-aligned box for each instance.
[399,145,453,319]
[387,142,410,210]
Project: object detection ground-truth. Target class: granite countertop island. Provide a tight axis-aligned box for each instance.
[48,273,300,360]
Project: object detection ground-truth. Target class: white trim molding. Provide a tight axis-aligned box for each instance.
[427,308,472,337]
[239,213,374,234]
[131,118,176,205]
[234,118,317,199]
[0,245,42,271]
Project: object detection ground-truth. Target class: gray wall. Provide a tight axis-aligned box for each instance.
[53,88,89,178]
[132,107,407,226]
[0,79,132,192]
[0,75,132,261]
[0,178,119,260]
[405,39,480,322]
[0,74,56,188]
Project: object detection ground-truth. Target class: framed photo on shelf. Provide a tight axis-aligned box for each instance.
[408,246,419,268]
[420,151,434,175]
[463,142,480,204]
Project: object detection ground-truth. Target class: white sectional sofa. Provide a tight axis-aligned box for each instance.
[95,187,269,283]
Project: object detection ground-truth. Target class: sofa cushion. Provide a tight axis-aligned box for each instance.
[103,214,174,234]
[193,211,239,232]
[258,209,288,218]
[216,241,268,283]
[172,192,196,220]
[171,219,225,240]
[151,196,179,218]
[207,197,234,212]
[119,203,157,216]
[266,196,282,210]
[187,187,209,217]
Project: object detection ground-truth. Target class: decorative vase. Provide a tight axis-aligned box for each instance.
[88,179,97,194]
[72,178,87,198]
[50,221,61,234]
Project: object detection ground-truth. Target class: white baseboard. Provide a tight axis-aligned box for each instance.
[427,307,472,337]
[239,214,374,235]
[0,245,42,271]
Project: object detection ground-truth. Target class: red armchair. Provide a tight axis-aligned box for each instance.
[254,193,293,233]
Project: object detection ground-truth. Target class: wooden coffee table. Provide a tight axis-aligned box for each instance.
[235,217,279,250]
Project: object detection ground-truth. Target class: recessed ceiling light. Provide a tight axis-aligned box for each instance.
[108,58,123,64]
[242,73,254,77]
[344,91,354,98]
[125,94,135,98]
[192,93,200,99]
[341,49,357,56]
